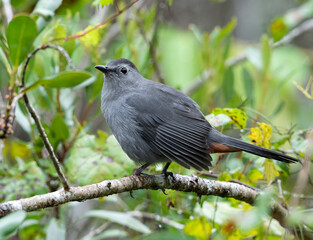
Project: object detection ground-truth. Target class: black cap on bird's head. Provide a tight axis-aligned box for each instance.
[95,58,139,78]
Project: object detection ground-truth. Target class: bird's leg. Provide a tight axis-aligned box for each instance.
[161,162,173,177]
[131,163,151,176]
[130,163,151,198]
[161,162,173,195]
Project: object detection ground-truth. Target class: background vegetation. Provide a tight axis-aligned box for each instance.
[0,0,312,239]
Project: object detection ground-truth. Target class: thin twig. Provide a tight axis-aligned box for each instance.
[20,45,77,191]
[23,94,71,190]
[43,0,140,45]
[47,45,74,69]
[136,8,164,83]
[185,17,313,95]
[184,69,213,95]
[21,44,73,87]
[82,222,110,240]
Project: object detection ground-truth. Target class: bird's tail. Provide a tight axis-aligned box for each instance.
[208,129,300,164]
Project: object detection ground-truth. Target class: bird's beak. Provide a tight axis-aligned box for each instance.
[95,65,111,73]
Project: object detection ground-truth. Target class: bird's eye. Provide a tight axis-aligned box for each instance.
[120,67,128,74]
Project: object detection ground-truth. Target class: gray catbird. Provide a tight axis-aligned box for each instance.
[95,58,299,175]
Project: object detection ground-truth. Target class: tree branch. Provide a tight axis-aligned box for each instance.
[0,174,289,228]
[20,44,75,191]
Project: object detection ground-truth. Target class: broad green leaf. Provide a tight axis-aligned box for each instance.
[184,217,212,239]
[6,15,37,67]
[0,161,47,202]
[84,210,151,234]
[242,67,254,105]
[0,211,26,239]
[222,67,234,102]
[32,0,63,18]
[210,18,237,47]
[23,71,92,92]
[263,159,279,184]
[65,135,136,185]
[51,114,69,142]
[247,169,263,183]
[212,108,247,129]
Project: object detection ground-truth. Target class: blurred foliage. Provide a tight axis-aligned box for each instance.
[0,0,312,239]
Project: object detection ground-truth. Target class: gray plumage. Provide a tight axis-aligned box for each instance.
[95,58,299,175]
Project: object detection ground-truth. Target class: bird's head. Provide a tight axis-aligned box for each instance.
[95,58,140,86]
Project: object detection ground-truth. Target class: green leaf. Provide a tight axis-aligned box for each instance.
[263,159,279,184]
[222,67,234,102]
[210,18,237,47]
[84,210,151,234]
[261,34,271,74]
[247,169,263,183]
[32,0,62,18]
[270,17,288,42]
[65,135,136,185]
[99,0,114,6]
[0,46,11,73]
[0,161,47,202]
[242,67,254,105]
[23,71,92,92]
[218,172,232,182]
[51,114,69,142]
[6,15,37,67]
[78,25,100,49]
[0,211,26,239]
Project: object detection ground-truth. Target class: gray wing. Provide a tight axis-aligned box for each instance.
[126,85,213,170]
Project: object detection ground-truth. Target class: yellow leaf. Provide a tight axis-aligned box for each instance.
[258,122,272,148]
[218,172,232,182]
[78,26,100,49]
[263,159,279,184]
[184,217,212,239]
[248,127,263,146]
[248,122,272,148]
[247,169,263,183]
[212,108,247,129]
